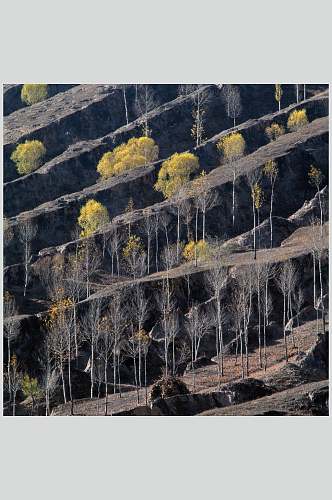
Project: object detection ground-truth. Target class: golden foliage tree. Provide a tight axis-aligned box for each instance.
[21,84,48,105]
[308,165,324,234]
[154,152,199,199]
[183,239,210,264]
[217,132,246,228]
[275,84,283,111]
[22,374,42,413]
[263,159,278,247]
[97,136,159,179]
[123,234,146,279]
[11,140,46,175]
[287,109,309,132]
[265,122,285,142]
[78,199,110,238]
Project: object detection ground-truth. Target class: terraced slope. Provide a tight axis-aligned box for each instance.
[3,84,329,416]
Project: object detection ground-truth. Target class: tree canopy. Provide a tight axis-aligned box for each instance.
[97,136,159,179]
[217,132,245,162]
[78,199,110,237]
[287,109,309,132]
[10,140,46,175]
[154,152,200,199]
[21,84,48,105]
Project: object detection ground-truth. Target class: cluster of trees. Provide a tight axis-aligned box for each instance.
[97,136,159,179]
[4,83,327,416]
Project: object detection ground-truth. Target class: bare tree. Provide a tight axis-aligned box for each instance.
[222,85,242,126]
[115,84,130,125]
[181,199,194,242]
[141,209,156,274]
[106,224,122,276]
[48,303,75,406]
[3,218,13,271]
[309,220,327,333]
[191,86,211,147]
[39,331,59,416]
[64,254,85,361]
[186,304,212,391]
[81,299,102,399]
[131,285,150,388]
[246,169,262,260]
[3,292,19,399]
[5,355,22,416]
[135,84,159,136]
[97,311,116,416]
[170,186,188,262]
[80,239,101,298]
[276,261,297,363]
[206,262,228,387]
[18,219,37,296]
[195,179,218,241]
[154,212,160,272]
[235,265,254,377]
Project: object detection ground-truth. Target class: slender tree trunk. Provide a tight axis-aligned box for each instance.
[283,292,288,362]
[318,189,323,237]
[24,243,28,297]
[303,84,306,100]
[318,256,325,333]
[202,208,206,242]
[312,252,318,335]
[147,233,150,274]
[217,293,224,377]
[7,338,11,400]
[90,342,94,399]
[113,348,117,395]
[240,330,244,379]
[68,329,73,416]
[278,101,281,112]
[296,84,299,103]
[155,224,159,272]
[232,169,236,229]
[123,88,129,125]
[233,116,236,127]
[252,196,257,260]
[258,281,262,368]
[12,393,16,416]
[116,250,120,277]
[60,359,67,403]
[117,355,122,398]
[104,361,108,416]
[177,206,180,262]
[144,354,148,405]
[270,182,274,248]
[133,353,140,404]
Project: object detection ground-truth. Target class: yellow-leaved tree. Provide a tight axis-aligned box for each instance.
[78,199,110,237]
[265,123,285,142]
[11,140,46,175]
[123,234,146,279]
[308,165,324,235]
[154,152,200,199]
[97,136,159,179]
[183,239,210,266]
[21,84,48,105]
[155,152,199,262]
[217,132,245,228]
[263,159,278,247]
[287,109,309,132]
[275,84,283,111]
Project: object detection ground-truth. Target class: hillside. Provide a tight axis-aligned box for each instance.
[3,83,329,417]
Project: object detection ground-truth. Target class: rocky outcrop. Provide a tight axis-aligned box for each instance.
[199,380,328,416]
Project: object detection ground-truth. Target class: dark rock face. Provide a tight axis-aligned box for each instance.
[149,378,273,416]
[199,380,328,416]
